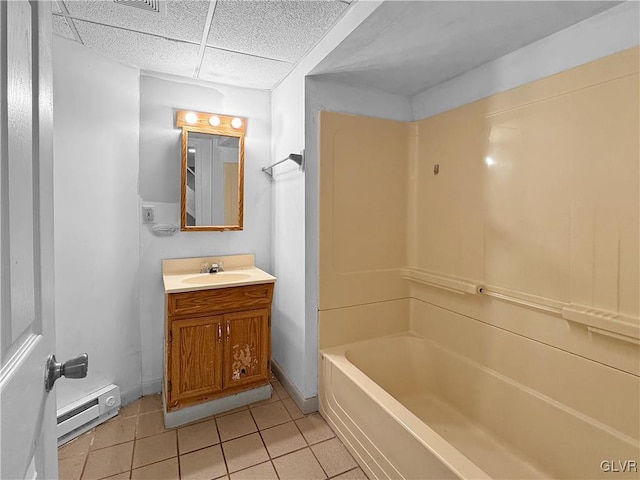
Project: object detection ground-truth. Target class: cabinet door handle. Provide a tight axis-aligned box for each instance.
[226,322,230,339]
[217,324,222,343]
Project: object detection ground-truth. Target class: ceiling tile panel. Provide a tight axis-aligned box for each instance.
[199,47,293,90]
[75,20,200,77]
[207,0,347,62]
[64,0,210,44]
[52,14,76,40]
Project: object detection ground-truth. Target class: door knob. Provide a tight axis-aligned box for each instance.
[45,353,88,392]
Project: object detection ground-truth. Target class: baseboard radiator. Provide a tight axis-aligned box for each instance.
[57,384,121,446]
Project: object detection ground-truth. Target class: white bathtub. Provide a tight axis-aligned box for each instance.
[319,333,638,479]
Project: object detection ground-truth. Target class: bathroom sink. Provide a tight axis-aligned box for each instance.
[182,273,252,285]
[162,255,276,293]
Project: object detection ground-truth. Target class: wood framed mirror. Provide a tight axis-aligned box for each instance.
[176,110,246,231]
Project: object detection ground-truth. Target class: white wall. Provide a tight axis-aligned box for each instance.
[270,73,306,399]
[270,1,385,402]
[53,41,273,406]
[412,2,640,119]
[138,75,272,394]
[53,37,142,407]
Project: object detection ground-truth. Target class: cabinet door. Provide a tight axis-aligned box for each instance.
[223,308,270,390]
[170,315,224,407]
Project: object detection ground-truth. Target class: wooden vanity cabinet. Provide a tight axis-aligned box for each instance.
[165,283,274,411]
[170,315,224,403]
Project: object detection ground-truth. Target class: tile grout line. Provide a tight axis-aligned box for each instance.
[131,400,159,476]
[77,429,94,480]
[310,423,366,480]
[256,382,304,480]
[292,415,331,479]
[132,433,180,472]
[176,420,181,480]
[250,400,292,432]
[245,399,270,477]
[250,392,333,480]
[224,460,278,479]
[214,406,248,419]
[249,385,284,479]
[260,384,340,478]
[302,412,362,478]
[254,422,281,480]
[129,412,138,479]
[135,403,184,476]
[62,397,140,479]
[312,437,358,480]
[213,407,230,479]
[329,466,366,480]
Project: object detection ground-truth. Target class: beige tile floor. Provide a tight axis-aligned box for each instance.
[58,378,369,480]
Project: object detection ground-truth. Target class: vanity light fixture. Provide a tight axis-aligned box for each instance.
[188,147,196,153]
[177,111,246,134]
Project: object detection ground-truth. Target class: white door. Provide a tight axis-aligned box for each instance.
[0,1,57,478]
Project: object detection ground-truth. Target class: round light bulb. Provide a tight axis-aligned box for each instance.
[209,115,221,127]
[231,117,243,129]
[185,112,198,124]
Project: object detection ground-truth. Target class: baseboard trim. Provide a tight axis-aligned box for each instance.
[271,359,318,414]
[120,384,142,406]
[142,378,162,396]
[164,385,272,428]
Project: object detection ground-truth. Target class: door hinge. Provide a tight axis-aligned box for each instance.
[268,315,271,327]
[168,380,172,392]
[169,331,173,343]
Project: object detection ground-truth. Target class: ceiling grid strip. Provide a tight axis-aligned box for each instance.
[52,14,200,47]
[56,0,84,45]
[195,0,218,78]
[52,12,293,64]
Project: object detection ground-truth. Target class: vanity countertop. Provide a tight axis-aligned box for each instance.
[162,254,276,294]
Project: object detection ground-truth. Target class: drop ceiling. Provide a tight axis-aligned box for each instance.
[52,0,351,90]
[53,1,626,95]
[311,1,622,97]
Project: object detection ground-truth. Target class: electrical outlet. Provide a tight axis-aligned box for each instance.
[142,206,154,224]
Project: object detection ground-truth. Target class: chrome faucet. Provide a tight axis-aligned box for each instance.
[200,261,224,274]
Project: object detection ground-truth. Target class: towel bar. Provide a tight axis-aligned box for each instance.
[262,151,304,180]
